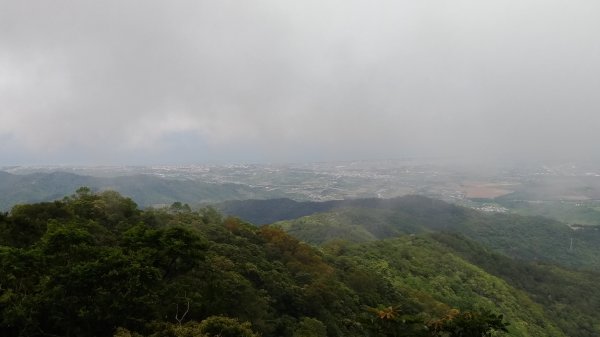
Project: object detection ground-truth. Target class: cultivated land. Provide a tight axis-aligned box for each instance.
[4,161,600,225]
[462,182,516,199]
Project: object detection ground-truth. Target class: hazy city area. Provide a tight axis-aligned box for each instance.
[4,161,600,227]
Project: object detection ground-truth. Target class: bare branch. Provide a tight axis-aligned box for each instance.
[175,292,190,326]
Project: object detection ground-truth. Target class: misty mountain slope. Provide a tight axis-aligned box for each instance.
[278,207,420,243]
[0,172,98,209]
[216,198,349,224]
[105,174,280,207]
[263,196,600,270]
[0,171,282,211]
[217,195,466,225]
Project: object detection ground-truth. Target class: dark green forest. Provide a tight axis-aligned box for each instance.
[1,189,599,336]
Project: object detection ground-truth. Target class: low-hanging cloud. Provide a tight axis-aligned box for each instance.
[1,0,599,165]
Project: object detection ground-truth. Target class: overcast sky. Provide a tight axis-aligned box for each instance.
[1,1,599,165]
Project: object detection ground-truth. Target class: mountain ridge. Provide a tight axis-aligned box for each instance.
[218,195,600,271]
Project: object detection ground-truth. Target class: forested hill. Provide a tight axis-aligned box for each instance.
[0,171,280,210]
[6,189,600,336]
[216,195,463,224]
[222,195,600,270]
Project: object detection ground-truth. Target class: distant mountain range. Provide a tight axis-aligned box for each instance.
[0,171,283,210]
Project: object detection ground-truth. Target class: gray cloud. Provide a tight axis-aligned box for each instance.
[1,0,599,165]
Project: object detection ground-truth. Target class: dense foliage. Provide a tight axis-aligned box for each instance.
[269,196,600,270]
[430,232,600,337]
[2,190,596,336]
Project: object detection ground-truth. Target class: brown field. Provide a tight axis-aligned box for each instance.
[463,182,516,199]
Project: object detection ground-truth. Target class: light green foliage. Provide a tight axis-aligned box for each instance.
[431,232,600,337]
[334,237,564,337]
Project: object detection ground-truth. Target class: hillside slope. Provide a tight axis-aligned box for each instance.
[1,190,588,336]
[263,196,600,270]
[217,195,463,224]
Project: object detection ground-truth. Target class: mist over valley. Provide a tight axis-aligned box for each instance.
[2,1,600,336]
